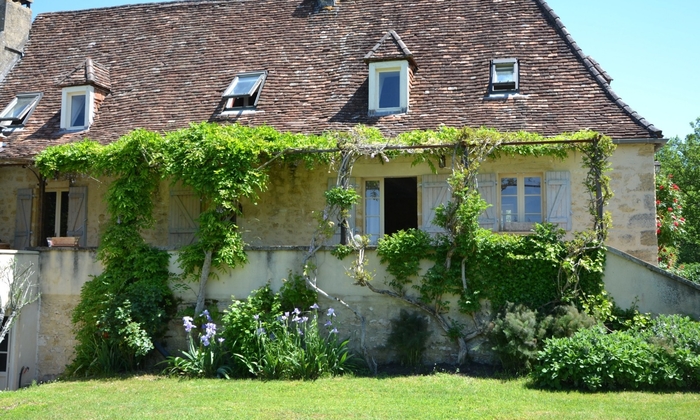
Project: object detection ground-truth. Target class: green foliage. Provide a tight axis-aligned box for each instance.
[533,315,700,391]
[324,186,360,209]
[490,303,595,373]
[377,229,433,294]
[279,272,318,312]
[655,173,686,267]
[656,118,700,258]
[220,285,355,379]
[385,310,431,367]
[489,303,549,372]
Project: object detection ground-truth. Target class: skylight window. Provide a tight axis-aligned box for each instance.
[490,58,519,93]
[223,71,267,110]
[0,92,42,127]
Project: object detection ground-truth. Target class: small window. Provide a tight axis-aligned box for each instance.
[223,71,267,110]
[0,92,42,127]
[490,58,519,93]
[60,86,94,130]
[499,174,542,231]
[368,61,409,116]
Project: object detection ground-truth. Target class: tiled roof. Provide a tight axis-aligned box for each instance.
[56,58,111,90]
[364,30,416,67]
[0,0,662,160]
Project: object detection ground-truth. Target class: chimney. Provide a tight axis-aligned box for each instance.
[0,0,32,83]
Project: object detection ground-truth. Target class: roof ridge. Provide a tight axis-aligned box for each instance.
[34,0,227,17]
[535,0,662,138]
[364,30,417,67]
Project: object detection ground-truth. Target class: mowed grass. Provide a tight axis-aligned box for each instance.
[1,374,698,419]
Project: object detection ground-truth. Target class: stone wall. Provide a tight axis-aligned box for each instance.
[0,0,31,83]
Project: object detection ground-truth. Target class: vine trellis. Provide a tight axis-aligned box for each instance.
[35,123,614,368]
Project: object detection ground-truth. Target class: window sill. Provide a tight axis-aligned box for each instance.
[220,109,263,117]
[483,93,529,101]
[368,108,407,117]
[58,127,89,134]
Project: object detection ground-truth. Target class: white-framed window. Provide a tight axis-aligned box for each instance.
[0,92,42,127]
[490,58,519,94]
[476,171,571,232]
[222,71,267,110]
[499,174,542,231]
[368,60,409,116]
[362,177,418,244]
[60,85,94,130]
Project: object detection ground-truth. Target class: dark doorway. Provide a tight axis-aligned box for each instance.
[384,177,417,236]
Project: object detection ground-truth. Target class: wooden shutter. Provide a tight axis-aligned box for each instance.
[327,178,357,245]
[477,173,498,231]
[13,188,33,249]
[421,174,450,235]
[169,189,201,247]
[545,171,572,230]
[66,186,88,247]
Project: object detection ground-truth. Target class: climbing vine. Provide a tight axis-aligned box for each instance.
[35,122,616,371]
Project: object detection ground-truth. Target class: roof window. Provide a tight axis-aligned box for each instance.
[60,86,94,131]
[368,60,409,116]
[490,58,519,94]
[0,92,42,127]
[223,71,267,110]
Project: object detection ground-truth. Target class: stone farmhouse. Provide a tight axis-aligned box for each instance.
[1,0,697,389]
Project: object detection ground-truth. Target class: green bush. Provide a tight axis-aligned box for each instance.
[532,315,700,391]
[279,272,318,313]
[490,303,548,372]
[386,310,431,367]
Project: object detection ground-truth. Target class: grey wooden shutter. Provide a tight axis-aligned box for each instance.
[545,171,572,230]
[67,186,88,247]
[169,189,201,247]
[477,173,498,231]
[421,174,450,235]
[13,188,33,249]
[327,178,357,245]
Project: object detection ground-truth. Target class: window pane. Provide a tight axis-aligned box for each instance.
[524,213,542,223]
[524,177,541,194]
[229,74,261,96]
[7,96,34,118]
[495,63,515,83]
[500,177,517,195]
[365,181,381,244]
[378,71,400,108]
[525,196,541,214]
[501,196,518,223]
[70,94,86,127]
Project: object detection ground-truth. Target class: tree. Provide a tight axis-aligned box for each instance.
[656,118,700,262]
[0,261,39,345]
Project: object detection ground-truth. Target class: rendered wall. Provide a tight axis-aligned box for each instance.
[604,247,700,319]
[0,250,39,390]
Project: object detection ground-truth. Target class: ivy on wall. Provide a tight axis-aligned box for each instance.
[35,122,615,371]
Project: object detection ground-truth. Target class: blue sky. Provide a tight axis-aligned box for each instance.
[29,0,700,139]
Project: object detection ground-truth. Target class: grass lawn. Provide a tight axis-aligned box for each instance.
[1,373,698,419]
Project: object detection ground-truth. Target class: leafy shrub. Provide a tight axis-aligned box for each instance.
[279,272,317,313]
[671,262,700,285]
[490,303,595,372]
[532,315,700,391]
[489,303,549,372]
[67,245,174,376]
[163,310,231,378]
[386,310,430,367]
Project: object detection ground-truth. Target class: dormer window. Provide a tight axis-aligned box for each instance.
[490,58,519,94]
[0,92,42,127]
[223,71,267,110]
[60,86,94,130]
[368,60,409,116]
